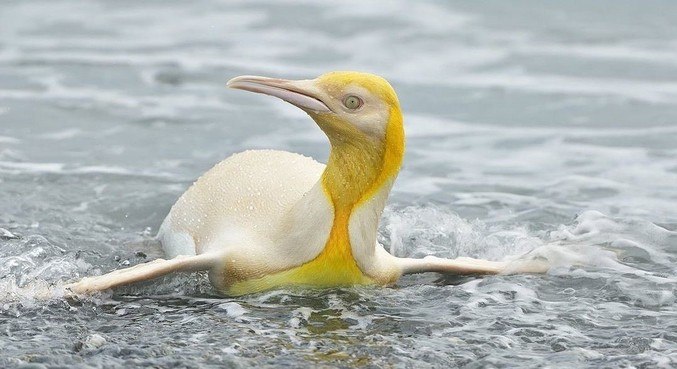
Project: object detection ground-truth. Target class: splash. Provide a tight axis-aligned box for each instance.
[382,206,675,284]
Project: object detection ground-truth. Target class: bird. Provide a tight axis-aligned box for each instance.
[66,71,546,296]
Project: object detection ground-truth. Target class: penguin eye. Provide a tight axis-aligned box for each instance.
[343,95,363,110]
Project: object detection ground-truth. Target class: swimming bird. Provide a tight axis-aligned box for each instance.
[66,71,545,296]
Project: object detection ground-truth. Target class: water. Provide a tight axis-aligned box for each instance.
[1,0,676,367]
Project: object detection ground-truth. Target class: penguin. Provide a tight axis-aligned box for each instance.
[66,71,545,296]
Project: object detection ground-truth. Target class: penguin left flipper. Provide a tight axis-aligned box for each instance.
[396,255,549,276]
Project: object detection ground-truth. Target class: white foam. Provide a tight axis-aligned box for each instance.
[0,161,65,173]
[216,302,248,318]
[39,128,83,140]
[383,207,675,281]
[0,135,20,144]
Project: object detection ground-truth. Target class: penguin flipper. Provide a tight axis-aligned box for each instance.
[65,253,218,295]
[397,255,548,276]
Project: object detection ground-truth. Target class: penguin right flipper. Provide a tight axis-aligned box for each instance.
[65,253,218,295]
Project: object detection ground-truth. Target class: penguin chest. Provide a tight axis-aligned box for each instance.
[222,218,373,296]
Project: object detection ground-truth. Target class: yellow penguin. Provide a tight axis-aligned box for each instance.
[66,71,545,296]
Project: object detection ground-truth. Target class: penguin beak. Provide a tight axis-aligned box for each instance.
[227,75,331,113]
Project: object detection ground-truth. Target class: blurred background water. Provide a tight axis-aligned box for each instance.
[1,0,676,368]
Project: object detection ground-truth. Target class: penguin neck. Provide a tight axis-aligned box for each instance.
[319,108,405,213]
[321,137,387,210]
[317,108,404,216]
[317,109,405,266]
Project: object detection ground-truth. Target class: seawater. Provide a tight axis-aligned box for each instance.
[1,1,676,368]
